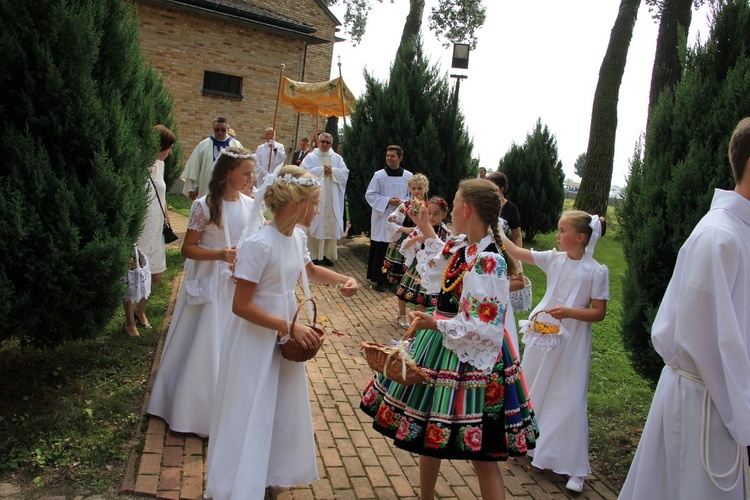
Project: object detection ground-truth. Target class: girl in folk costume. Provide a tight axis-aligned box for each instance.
[397,197,451,322]
[147,148,256,437]
[501,210,609,493]
[204,166,358,500]
[384,173,428,327]
[361,179,539,500]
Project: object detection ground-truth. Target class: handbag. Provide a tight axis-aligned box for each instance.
[162,221,179,244]
[123,245,151,303]
[184,274,216,306]
[149,176,179,244]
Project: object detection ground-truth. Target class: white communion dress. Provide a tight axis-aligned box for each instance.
[146,194,253,437]
[204,225,318,500]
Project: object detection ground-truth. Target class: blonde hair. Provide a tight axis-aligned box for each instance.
[458,179,519,277]
[408,173,429,192]
[263,165,321,214]
[562,210,607,244]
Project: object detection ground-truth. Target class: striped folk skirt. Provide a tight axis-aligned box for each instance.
[360,327,539,461]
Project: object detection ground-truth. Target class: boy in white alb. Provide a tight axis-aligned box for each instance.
[619,118,750,499]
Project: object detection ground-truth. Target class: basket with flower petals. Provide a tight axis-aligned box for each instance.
[279,298,326,362]
[520,310,565,351]
[360,318,428,386]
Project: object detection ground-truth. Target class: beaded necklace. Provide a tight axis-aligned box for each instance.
[441,250,469,293]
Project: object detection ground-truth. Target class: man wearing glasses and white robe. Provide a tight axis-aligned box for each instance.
[300,132,349,266]
[181,117,243,200]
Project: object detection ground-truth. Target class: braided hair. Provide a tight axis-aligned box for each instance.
[458,178,519,278]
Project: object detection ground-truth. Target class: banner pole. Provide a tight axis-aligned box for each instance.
[338,58,348,129]
[270,63,285,171]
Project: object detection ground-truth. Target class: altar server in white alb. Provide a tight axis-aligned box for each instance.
[619,117,750,500]
[254,127,286,187]
[365,145,412,291]
[300,132,349,265]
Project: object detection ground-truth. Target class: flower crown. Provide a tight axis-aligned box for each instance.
[267,172,322,188]
[220,148,254,159]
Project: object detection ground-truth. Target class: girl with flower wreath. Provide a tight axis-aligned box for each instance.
[396,197,451,322]
[204,165,358,500]
[147,147,255,437]
[384,173,428,327]
[500,210,609,493]
[360,179,539,500]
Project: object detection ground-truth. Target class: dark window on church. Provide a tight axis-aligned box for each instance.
[203,71,243,99]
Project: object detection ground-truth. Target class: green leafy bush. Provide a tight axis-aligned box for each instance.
[619,0,750,383]
[0,0,178,347]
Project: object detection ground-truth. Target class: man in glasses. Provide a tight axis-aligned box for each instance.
[300,132,349,266]
[181,117,243,200]
[254,127,287,186]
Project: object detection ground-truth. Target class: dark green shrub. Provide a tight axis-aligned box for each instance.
[0,0,178,347]
[619,0,750,383]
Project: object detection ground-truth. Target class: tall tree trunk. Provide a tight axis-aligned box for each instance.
[398,0,425,54]
[575,0,641,216]
[646,0,694,126]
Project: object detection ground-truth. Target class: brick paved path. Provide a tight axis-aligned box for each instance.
[120,213,619,499]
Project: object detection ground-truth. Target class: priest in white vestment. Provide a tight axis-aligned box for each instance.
[181,117,243,200]
[300,132,349,265]
[254,127,286,186]
[364,145,412,291]
[620,117,750,500]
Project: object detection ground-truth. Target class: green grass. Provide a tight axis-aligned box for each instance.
[517,200,652,487]
[166,193,192,218]
[0,250,185,496]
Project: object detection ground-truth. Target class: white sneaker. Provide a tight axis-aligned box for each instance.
[565,475,585,493]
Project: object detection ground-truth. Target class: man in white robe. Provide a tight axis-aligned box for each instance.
[300,132,348,265]
[365,145,412,292]
[181,117,243,200]
[254,127,286,186]
[620,117,750,499]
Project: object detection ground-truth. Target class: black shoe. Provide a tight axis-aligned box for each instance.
[322,257,334,266]
[346,233,355,239]
[376,282,387,292]
[312,259,322,265]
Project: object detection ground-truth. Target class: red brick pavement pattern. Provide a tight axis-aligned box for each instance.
[121,212,620,499]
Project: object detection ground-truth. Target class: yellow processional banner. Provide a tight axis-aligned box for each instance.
[279,76,356,117]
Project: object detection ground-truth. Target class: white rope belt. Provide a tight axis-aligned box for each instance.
[668,366,750,498]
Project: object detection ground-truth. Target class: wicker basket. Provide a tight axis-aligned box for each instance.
[279,298,326,362]
[520,309,564,351]
[360,318,428,386]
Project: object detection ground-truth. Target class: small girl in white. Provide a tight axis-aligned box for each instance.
[501,210,609,493]
[147,147,255,437]
[204,165,358,500]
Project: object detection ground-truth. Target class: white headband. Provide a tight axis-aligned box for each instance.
[583,215,601,271]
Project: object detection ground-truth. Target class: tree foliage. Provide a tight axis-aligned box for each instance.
[575,0,641,216]
[0,0,179,347]
[619,0,750,383]
[499,119,565,242]
[344,39,475,233]
[330,0,486,49]
[574,152,587,178]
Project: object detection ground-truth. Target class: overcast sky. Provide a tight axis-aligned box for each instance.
[328,1,713,188]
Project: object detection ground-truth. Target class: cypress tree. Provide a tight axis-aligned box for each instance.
[619,0,750,383]
[0,0,178,347]
[499,119,565,242]
[345,39,474,231]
